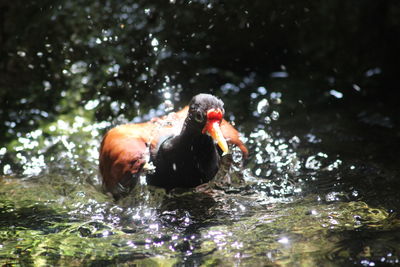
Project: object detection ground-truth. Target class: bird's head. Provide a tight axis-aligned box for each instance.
[185,94,229,154]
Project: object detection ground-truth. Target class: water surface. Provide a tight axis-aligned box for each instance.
[1,1,399,266]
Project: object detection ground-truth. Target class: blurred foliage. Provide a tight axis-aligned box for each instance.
[1,0,399,146]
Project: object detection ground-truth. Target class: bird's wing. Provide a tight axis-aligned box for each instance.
[221,119,249,158]
[99,109,187,195]
[99,122,155,195]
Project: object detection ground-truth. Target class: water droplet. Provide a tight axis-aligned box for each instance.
[264,116,271,124]
[164,100,174,112]
[325,191,341,202]
[221,83,239,94]
[270,71,288,78]
[151,38,159,47]
[278,237,290,244]
[270,111,279,120]
[352,84,361,91]
[257,98,269,114]
[17,51,26,57]
[71,61,88,74]
[84,99,100,110]
[365,67,381,77]
[232,148,243,163]
[270,92,282,104]
[329,89,343,99]
[257,86,267,95]
[305,155,322,170]
[305,133,321,143]
[3,164,12,175]
[43,80,51,91]
[326,159,342,171]
[110,101,120,114]
[289,136,300,145]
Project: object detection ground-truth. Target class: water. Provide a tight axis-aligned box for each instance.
[1,1,400,266]
[1,85,398,266]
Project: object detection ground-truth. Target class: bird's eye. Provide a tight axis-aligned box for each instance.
[194,112,204,123]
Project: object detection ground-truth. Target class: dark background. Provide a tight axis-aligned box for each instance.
[1,0,399,146]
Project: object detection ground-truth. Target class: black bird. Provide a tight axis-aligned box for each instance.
[99,94,248,198]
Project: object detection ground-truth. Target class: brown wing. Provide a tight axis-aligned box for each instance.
[99,123,152,196]
[99,108,187,196]
[221,119,249,158]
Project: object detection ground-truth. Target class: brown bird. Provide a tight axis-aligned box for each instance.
[99,94,248,199]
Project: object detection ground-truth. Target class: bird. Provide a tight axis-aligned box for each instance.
[99,93,248,199]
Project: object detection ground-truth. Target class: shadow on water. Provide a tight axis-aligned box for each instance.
[1,0,400,266]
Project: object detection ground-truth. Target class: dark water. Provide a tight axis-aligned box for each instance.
[1,1,400,266]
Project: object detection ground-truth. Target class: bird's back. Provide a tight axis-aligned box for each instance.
[99,105,247,198]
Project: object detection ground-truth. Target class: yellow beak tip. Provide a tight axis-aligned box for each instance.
[205,120,229,156]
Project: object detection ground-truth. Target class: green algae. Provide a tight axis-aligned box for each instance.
[1,176,398,266]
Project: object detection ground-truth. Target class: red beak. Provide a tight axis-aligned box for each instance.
[202,109,229,155]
